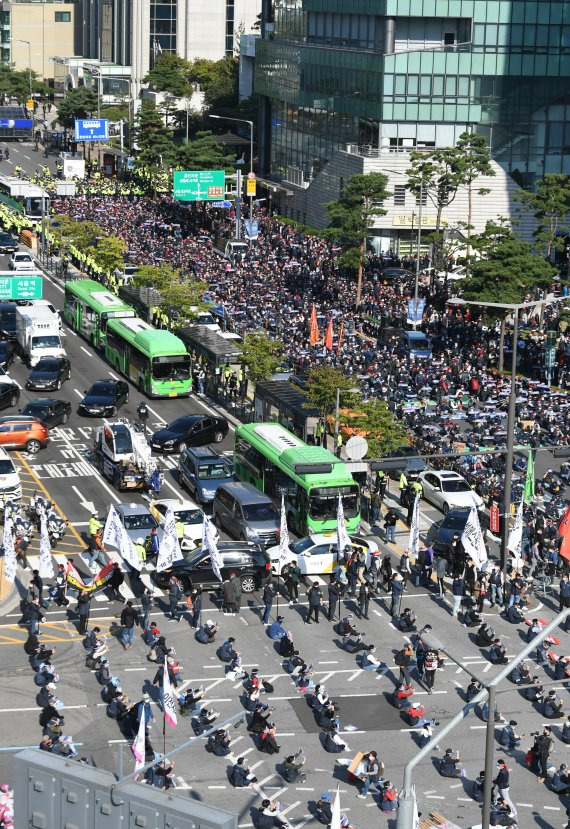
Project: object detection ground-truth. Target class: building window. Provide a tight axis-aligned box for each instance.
[444,32,455,45]
[415,190,427,206]
[55,11,71,22]
[393,184,406,205]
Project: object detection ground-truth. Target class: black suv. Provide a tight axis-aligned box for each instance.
[425,508,471,555]
[78,379,129,417]
[152,541,270,593]
[151,415,229,454]
[0,233,18,254]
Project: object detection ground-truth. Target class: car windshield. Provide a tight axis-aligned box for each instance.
[174,509,203,524]
[242,503,279,521]
[122,513,157,530]
[32,337,60,350]
[290,537,315,555]
[441,480,471,493]
[35,359,60,371]
[21,404,47,417]
[198,463,231,479]
[169,418,193,433]
[0,460,14,474]
[443,512,470,530]
[89,383,114,399]
[409,338,429,351]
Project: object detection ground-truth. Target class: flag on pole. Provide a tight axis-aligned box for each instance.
[336,321,344,356]
[412,789,420,829]
[461,505,487,568]
[162,656,177,729]
[558,503,570,563]
[156,506,180,573]
[309,303,320,346]
[2,513,17,584]
[336,494,351,561]
[278,495,290,567]
[203,515,223,581]
[103,505,143,572]
[523,451,535,504]
[507,501,523,561]
[324,317,333,350]
[131,704,146,779]
[330,785,341,829]
[38,508,54,579]
[408,494,420,559]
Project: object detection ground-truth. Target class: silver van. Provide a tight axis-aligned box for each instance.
[212,482,280,547]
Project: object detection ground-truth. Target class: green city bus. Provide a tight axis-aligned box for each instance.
[104,317,192,398]
[64,279,135,349]
[234,422,361,535]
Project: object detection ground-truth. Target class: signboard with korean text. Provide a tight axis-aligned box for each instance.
[0,273,42,300]
[173,170,225,202]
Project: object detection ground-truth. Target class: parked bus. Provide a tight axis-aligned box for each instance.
[0,173,49,219]
[64,279,135,349]
[233,422,360,535]
[104,316,192,398]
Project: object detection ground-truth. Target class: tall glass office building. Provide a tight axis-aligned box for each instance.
[255,0,570,188]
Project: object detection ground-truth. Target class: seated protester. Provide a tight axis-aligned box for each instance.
[283,749,306,783]
[509,661,531,685]
[418,722,433,748]
[561,715,570,744]
[37,682,58,708]
[323,726,347,753]
[194,706,220,729]
[39,704,64,730]
[107,690,130,720]
[536,639,549,667]
[505,603,524,624]
[315,702,339,731]
[380,780,398,813]
[259,723,280,755]
[230,757,257,788]
[244,669,261,695]
[284,651,306,677]
[543,690,564,719]
[43,716,63,742]
[244,684,262,712]
[481,700,504,724]
[39,736,53,752]
[31,644,55,671]
[84,627,102,651]
[463,607,482,628]
[247,702,271,735]
[34,661,58,687]
[179,687,205,716]
[218,637,237,663]
[52,735,78,758]
[524,677,544,703]
[96,658,111,685]
[143,621,161,646]
[361,645,385,672]
[342,632,369,653]
[489,638,508,664]
[145,760,176,790]
[439,748,463,778]
[526,618,543,642]
[553,656,570,681]
[278,631,295,658]
[227,651,246,680]
[257,799,289,829]
[550,763,570,795]
[490,797,517,827]
[267,616,287,640]
[397,607,417,632]
[476,623,495,647]
[499,720,522,749]
[295,666,315,693]
[472,771,485,803]
[337,615,357,636]
[310,685,330,711]
[196,620,219,644]
[207,728,231,756]
[101,677,122,703]
[466,679,483,702]
[407,701,426,726]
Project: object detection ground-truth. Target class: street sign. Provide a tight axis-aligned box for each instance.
[0,119,32,129]
[173,170,225,202]
[0,273,42,300]
[489,505,500,534]
[74,118,109,142]
[26,99,34,111]
[211,200,232,208]
[244,219,259,240]
[246,178,257,196]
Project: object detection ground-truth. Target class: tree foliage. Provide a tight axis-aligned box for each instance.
[133,100,176,168]
[240,330,284,383]
[87,235,127,273]
[133,265,208,322]
[56,87,98,130]
[325,173,390,270]
[303,366,359,418]
[189,58,239,110]
[143,53,192,97]
[515,174,570,259]
[0,64,48,104]
[343,399,410,458]
[177,131,236,171]
[51,215,101,251]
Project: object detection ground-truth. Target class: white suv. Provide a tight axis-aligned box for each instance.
[0,446,22,501]
[9,252,36,272]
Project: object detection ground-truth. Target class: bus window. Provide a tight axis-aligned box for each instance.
[152,355,191,381]
[309,487,359,521]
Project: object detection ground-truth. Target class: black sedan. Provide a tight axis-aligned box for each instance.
[26,357,71,391]
[0,381,19,411]
[0,341,15,370]
[0,233,18,254]
[381,267,411,284]
[151,415,228,454]
[78,379,129,417]
[20,398,71,428]
[0,303,17,341]
[152,541,270,593]
[424,508,471,555]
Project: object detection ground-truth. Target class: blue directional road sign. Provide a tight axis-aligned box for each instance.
[74,118,109,142]
[211,200,232,208]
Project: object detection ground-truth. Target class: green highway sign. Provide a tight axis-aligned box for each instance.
[173,170,226,202]
[0,272,42,300]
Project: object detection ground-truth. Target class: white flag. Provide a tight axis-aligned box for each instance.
[38,508,54,579]
[330,785,341,829]
[131,702,146,778]
[412,789,420,829]
[203,515,223,581]
[2,513,17,584]
[461,506,487,568]
[408,494,420,558]
[162,657,177,729]
[336,494,351,560]
[278,495,290,564]
[507,501,523,560]
[156,507,180,573]
[103,505,142,571]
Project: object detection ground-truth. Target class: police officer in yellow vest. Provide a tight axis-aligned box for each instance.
[399,472,408,506]
[336,432,343,458]
[134,537,147,566]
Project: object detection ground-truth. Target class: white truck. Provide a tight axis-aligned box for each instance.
[15,305,66,366]
[93,420,154,491]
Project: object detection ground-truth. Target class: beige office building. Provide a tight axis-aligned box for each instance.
[1,0,81,82]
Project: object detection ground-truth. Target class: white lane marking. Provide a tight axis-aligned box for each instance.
[249,761,264,772]
[51,425,121,504]
[208,785,226,790]
[108,371,119,380]
[73,388,83,398]
[147,405,166,424]
[234,747,255,760]
[257,774,277,787]
[347,670,363,682]
[280,802,301,816]
[515,803,533,807]
[426,795,445,800]
[80,346,92,357]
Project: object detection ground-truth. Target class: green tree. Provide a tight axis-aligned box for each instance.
[0,64,48,104]
[88,235,127,273]
[133,100,176,169]
[177,130,235,171]
[343,399,410,458]
[133,264,169,289]
[133,265,208,322]
[325,172,390,305]
[143,53,191,97]
[303,366,359,423]
[454,132,495,261]
[188,57,238,110]
[55,87,98,130]
[240,330,284,383]
[51,215,101,251]
[515,174,570,260]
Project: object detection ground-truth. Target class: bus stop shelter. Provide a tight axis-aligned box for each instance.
[254,380,320,442]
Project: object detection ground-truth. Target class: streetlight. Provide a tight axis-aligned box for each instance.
[447,295,570,570]
[208,113,254,173]
[14,39,32,101]
[209,114,255,244]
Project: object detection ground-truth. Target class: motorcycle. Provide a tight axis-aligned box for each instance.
[46,509,67,546]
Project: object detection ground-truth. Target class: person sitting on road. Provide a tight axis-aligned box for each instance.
[259,723,280,755]
[509,661,531,685]
[523,676,544,703]
[295,665,315,693]
[283,749,307,783]
[380,781,398,813]
[472,771,485,803]
[550,764,570,795]
[207,728,231,756]
[309,685,330,711]
[179,687,206,716]
[463,607,482,628]
[284,651,306,677]
[481,700,505,724]
[257,799,290,829]
[267,616,287,640]
[315,702,339,731]
[526,618,543,642]
[397,607,417,632]
[323,726,347,753]
[230,757,257,788]
[499,720,521,749]
[337,615,357,636]
[466,679,483,702]
[561,715,570,743]
[218,637,237,662]
[196,620,219,644]
[489,638,508,664]
[476,622,495,647]
[247,702,271,735]
[505,603,524,624]
[439,748,463,778]
[552,656,570,680]
[361,645,385,672]
[279,631,295,657]
[490,797,517,827]
[143,622,161,646]
[342,632,370,653]
[543,690,565,719]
